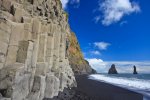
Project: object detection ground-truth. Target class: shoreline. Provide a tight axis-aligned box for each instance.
[75,74,143,100]
[89,74,150,100]
[51,74,143,100]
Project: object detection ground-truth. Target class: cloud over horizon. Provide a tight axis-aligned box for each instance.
[86,58,106,72]
[95,0,141,26]
[86,58,150,73]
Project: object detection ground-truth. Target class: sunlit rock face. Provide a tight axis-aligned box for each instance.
[0,0,76,100]
[68,32,96,75]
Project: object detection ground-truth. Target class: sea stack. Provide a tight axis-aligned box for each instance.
[108,64,118,74]
[133,65,138,74]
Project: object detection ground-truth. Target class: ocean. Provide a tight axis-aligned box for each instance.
[89,74,150,100]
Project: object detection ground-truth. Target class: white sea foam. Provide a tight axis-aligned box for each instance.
[89,74,150,100]
[89,74,150,91]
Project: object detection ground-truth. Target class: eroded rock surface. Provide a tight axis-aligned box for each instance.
[133,65,138,74]
[0,0,76,100]
[108,64,118,74]
[68,32,96,75]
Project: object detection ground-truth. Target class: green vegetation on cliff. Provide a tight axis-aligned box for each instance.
[68,32,96,74]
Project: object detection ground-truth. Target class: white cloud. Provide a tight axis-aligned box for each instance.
[106,61,150,73]
[94,16,101,23]
[120,21,128,26]
[60,0,69,9]
[86,58,150,73]
[60,0,80,9]
[98,0,141,26]
[94,42,111,50]
[90,51,101,55]
[86,58,107,72]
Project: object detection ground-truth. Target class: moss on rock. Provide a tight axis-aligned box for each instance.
[68,32,96,75]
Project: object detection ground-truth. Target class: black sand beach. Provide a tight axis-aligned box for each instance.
[75,75,143,100]
[51,75,143,100]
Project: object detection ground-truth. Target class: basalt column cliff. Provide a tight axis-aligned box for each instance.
[0,0,77,100]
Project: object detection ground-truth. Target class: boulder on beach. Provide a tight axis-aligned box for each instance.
[108,64,118,74]
[133,65,138,74]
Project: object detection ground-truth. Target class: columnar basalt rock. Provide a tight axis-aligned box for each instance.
[0,0,76,100]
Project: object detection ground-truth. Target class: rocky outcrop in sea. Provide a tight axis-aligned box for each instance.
[0,0,94,100]
[133,65,138,74]
[108,64,118,74]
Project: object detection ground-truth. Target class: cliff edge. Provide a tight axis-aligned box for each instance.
[0,0,76,100]
[68,32,96,75]
[0,0,95,100]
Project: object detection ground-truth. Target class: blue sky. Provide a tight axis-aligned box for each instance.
[60,0,150,73]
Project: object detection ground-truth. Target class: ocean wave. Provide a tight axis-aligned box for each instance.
[89,74,150,91]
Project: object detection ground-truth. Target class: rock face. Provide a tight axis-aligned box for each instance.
[0,0,77,100]
[68,32,96,75]
[133,65,138,74]
[108,64,118,74]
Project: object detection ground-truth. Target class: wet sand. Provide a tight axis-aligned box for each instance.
[75,75,143,100]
